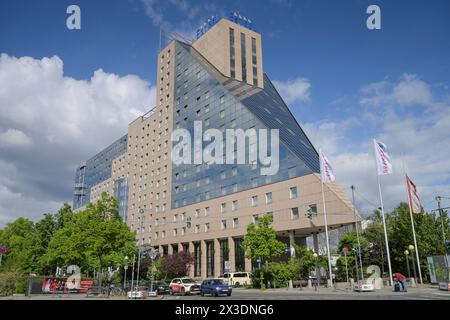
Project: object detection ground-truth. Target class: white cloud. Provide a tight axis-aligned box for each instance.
[140,0,217,40]
[392,74,432,107]
[0,53,155,227]
[303,74,450,217]
[0,129,33,149]
[273,77,311,104]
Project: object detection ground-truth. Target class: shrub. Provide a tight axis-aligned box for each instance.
[0,270,27,296]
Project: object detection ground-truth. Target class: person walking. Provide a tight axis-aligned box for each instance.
[393,272,408,292]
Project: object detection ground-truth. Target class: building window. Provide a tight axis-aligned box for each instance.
[229,28,236,78]
[195,224,200,233]
[267,211,273,220]
[290,186,298,199]
[251,195,258,207]
[266,192,272,204]
[251,37,258,86]
[252,214,259,223]
[291,207,299,220]
[205,223,210,233]
[221,203,226,213]
[221,219,227,230]
[232,200,238,211]
[195,209,200,218]
[173,229,178,237]
[205,207,210,216]
[233,217,239,228]
[240,33,247,82]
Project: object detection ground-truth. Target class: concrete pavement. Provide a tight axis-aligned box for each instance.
[1,285,448,300]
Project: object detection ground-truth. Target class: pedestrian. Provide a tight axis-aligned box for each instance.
[393,272,407,292]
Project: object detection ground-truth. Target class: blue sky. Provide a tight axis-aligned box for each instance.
[0,0,449,224]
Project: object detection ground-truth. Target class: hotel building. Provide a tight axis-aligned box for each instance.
[73,14,360,279]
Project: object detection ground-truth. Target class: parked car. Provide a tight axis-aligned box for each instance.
[200,278,232,297]
[148,281,170,295]
[169,277,201,295]
[219,272,252,287]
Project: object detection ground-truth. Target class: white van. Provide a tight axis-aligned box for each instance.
[219,272,252,287]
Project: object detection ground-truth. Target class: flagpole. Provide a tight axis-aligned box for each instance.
[351,185,364,282]
[373,140,394,286]
[403,172,423,284]
[319,148,334,288]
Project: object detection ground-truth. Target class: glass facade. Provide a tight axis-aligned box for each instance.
[206,241,215,277]
[171,42,319,209]
[114,177,129,221]
[234,238,245,272]
[73,134,128,209]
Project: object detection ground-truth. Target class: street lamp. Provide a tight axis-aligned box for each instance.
[124,256,129,291]
[408,245,417,285]
[404,250,411,279]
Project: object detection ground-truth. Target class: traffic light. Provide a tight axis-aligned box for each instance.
[306,207,313,219]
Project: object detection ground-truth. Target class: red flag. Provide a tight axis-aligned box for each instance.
[406,175,424,214]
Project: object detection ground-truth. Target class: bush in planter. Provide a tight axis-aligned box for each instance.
[0,270,26,296]
[15,279,27,294]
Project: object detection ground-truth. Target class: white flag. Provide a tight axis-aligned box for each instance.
[374,139,393,175]
[319,149,335,183]
[406,175,424,214]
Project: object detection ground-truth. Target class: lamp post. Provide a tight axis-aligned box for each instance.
[404,250,411,279]
[313,252,319,291]
[123,256,129,291]
[342,247,350,288]
[408,245,417,287]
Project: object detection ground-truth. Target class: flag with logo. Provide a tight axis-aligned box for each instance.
[406,175,424,214]
[373,139,393,175]
[319,148,335,183]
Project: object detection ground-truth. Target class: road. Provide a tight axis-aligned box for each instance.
[2,285,449,300]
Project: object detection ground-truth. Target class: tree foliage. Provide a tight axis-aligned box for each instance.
[337,202,450,281]
[0,193,136,281]
[41,193,135,274]
[241,215,285,263]
[153,252,194,280]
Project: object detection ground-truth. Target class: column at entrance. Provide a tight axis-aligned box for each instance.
[228,237,235,273]
[214,239,221,277]
[201,240,207,279]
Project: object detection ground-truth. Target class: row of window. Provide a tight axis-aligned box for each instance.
[152,202,318,240]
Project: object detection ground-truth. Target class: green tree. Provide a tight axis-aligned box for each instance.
[41,193,135,284]
[336,230,368,280]
[388,202,449,280]
[0,217,36,272]
[241,215,286,289]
